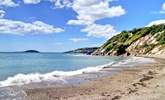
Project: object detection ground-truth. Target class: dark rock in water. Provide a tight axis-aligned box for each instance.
[24,50,40,53]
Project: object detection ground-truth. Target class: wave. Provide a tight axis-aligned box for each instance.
[0,62,114,87]
[112,57,155,67]
[0,57,155,87]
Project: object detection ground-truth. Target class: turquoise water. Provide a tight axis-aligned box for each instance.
[0,53,155,99]
[0,53,123,85]
[0,53,155,87]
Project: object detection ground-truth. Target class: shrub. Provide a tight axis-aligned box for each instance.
[116,44,128,55]
[105,43,113,52]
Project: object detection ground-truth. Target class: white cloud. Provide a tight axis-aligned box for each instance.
[0,1,65,35]
[0,10,5,18]
[23,0,41,4]
[162,2,165,11]
[0,19,64,35]
[67,19,92,26]
[67,0,125,38]
[159,2,165,14]
[147,19,165,27]
[0,0,18,7]
[153,2,165,14]
[50,0,73,8]
[67,0,125,25]
[159,11,165,14]
[69,38,88,42]
[81,24,117,38]
[0,0,123,38]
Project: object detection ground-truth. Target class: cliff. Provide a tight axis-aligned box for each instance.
[93,24,165,56]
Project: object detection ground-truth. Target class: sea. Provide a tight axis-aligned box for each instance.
[0,52,155,99]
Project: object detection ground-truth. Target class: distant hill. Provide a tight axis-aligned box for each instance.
[93,24,165,56]
[24,50,40,53]
[65,47,99,55]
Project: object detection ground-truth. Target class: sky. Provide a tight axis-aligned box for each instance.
[0,0,165,52]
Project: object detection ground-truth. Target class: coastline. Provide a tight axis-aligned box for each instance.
[24,56,165,100]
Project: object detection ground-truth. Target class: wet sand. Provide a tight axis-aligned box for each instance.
[25,57,165,100]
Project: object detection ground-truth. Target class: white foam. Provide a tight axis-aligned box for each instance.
[0,57,155,87]
[0,62,114,87]
[112,57,155,67]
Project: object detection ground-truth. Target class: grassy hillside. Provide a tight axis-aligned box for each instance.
[93,24,165,56]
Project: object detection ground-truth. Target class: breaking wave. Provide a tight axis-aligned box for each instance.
[0,62,114,87]
[0,57,155,87]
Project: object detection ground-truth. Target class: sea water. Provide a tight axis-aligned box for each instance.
[0,52,155,99]
[0,53,155,87]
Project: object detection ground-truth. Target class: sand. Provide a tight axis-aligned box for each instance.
[25,56,165,100]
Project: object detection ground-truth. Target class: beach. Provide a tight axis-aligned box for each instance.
[24,56,165,100]
[0,0,164,99]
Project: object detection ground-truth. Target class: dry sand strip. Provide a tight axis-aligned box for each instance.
[25,57,165,100]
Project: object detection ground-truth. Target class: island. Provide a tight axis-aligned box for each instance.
[24,50,40,53]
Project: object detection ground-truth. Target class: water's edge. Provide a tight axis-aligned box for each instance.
[0,56,155,100]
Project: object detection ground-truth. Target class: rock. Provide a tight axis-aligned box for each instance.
[111,95,121,100]
[139,75,154,82]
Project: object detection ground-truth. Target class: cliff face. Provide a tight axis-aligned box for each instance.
[93,24,165,56]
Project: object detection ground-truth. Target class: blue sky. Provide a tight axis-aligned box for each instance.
[0,0,165,52]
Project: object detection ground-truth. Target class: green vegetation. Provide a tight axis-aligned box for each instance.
[105,43,113,52]
[116,44,127,55]
[101,24,165,55]
[157,31,165,45]
[149,24,165,35]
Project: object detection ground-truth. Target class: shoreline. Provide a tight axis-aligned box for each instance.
[0,56,152,87]
[24,56,165,100]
